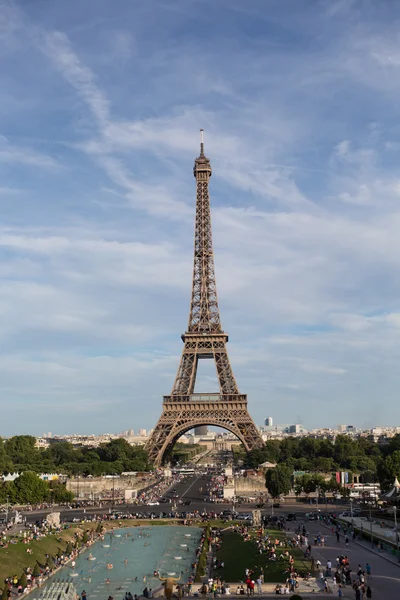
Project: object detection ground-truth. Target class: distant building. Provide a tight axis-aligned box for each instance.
[265,416,273,427]
[138,429,147,436]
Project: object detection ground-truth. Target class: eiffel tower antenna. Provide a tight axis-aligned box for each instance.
[146,131,263,466]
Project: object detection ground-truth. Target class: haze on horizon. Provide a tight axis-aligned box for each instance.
[1,0,400,435]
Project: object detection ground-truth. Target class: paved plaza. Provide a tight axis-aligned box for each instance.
[298,519,400,599]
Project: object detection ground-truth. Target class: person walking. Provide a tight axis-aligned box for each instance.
[365,563,371,580]
[366,586,372,599]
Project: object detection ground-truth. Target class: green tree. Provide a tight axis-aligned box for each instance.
[48,441,77,466]
[377,451,400,491]
[50,483,74,503]
[4,436,40,469]
[18,573,27,589]
[294,473,325,496]
[14,472,49,504]
[312,457,334,473]
[265,465,292,498]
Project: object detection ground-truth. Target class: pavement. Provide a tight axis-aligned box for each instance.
[340,514,400,552]
[297,518,400,600]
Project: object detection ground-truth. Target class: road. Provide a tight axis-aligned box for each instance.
[17,474,333,524]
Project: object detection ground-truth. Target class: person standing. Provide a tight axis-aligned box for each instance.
[256,577,262,595]
[366,586,372,599]
[365,563,371,580]
[327,560,332,576]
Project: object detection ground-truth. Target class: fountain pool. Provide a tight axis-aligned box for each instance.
[31,526,202,600]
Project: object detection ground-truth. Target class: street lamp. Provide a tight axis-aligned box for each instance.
[112,475,115,511]
[394,506,399,562]
[368,502,373,549]
[5,495,9,525]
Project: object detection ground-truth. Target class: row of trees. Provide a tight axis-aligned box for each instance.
[265,466,349,499]
[0,436,151,476]
[246,434,400,492]
[170,443,202,465]
[0,472,74,505]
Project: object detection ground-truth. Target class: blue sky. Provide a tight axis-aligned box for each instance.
[1,0,400,434]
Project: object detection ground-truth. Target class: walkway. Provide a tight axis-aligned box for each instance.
[340,515,400,555]
[297,519,400,600]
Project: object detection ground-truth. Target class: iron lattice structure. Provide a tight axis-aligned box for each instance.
[146,132,263,466]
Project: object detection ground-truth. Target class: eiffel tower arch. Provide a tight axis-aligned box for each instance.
[146,131,263,466]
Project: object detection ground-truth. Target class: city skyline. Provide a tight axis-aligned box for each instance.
[2,1,400,433]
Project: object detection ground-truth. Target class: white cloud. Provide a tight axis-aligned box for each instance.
[1,0,400,432]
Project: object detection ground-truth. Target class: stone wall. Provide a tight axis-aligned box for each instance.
[225,475,266,496]
[66,473,158,499]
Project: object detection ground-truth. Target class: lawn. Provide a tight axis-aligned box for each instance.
[0,526,78,588]
[215,529,311,584]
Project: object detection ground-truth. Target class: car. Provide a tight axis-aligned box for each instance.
[286,513,296,521]
[148,501,159,506]
[273,502,281,508]
[183,500,192,506]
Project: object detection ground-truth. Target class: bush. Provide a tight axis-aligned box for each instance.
[1,586,9,600]
[82,531,89,544]
[32,563,41,578]
[65,542,72,555]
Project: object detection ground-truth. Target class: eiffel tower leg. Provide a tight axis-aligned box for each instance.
[171,351,197,396]
[145,413,175,465]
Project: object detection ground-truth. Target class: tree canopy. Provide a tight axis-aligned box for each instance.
[265,465,292,498]
[247,434,400,492]
[0,435,151,478]
[0,435,153,503]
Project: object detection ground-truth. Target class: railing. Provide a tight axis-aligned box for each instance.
[163,393,247,403]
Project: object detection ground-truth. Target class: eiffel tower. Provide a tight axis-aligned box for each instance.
[146,131,263,466]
